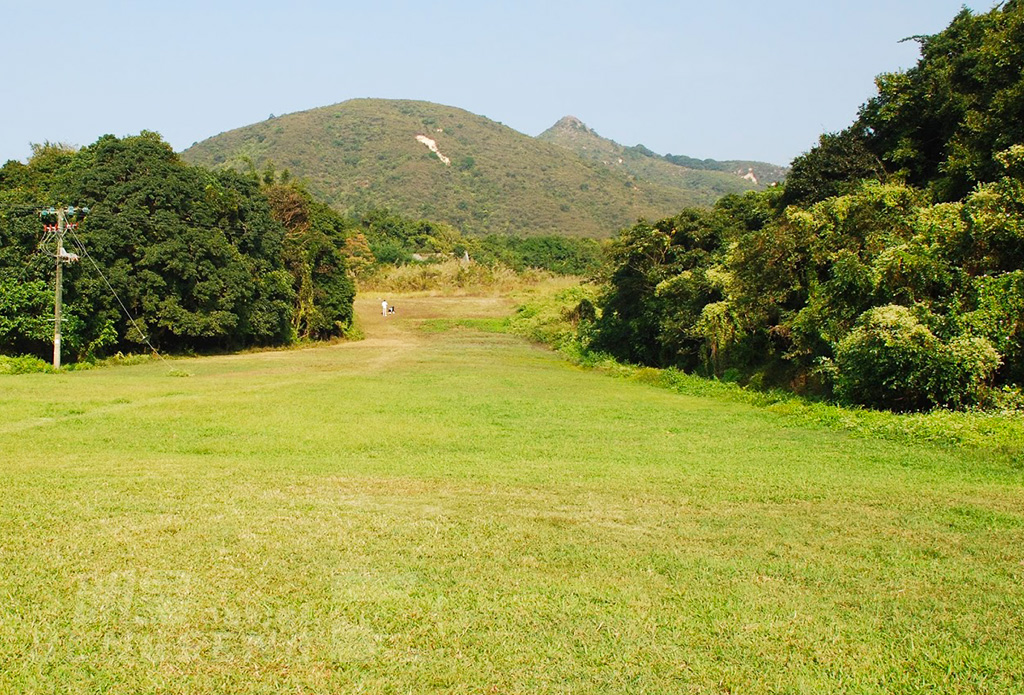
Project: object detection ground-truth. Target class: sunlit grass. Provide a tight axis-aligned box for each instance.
[1,295,1022,693]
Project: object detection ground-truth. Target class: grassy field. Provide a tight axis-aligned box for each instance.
[1,295,1022,694]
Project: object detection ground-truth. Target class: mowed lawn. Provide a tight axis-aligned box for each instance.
[1,295,1022,694]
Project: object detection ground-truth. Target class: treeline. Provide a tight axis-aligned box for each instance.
[589,2,1024,412]
[353,208,603,276]
[0,134,601,363]
[0,133,359,361]
[246,167,603,276]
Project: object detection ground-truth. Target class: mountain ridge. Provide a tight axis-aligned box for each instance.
[538,115,787,188]
[182,99,781,237]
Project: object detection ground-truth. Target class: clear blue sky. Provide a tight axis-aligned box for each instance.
[1,1,994,167]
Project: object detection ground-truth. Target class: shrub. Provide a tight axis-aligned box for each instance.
[0,355,54,374]
[833,305,1001,411]
[931,335,1002,409]
[564,297,596,325]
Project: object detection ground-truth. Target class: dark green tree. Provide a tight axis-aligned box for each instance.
[779,127,885,208]
[264,182,356,340]
[0,132,316,360]
[857,2,1024,201]
[65,132,294,353]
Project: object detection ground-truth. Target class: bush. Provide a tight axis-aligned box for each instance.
[507,283,601,350]
[833,305,1000,411]
[0,355,54,374]
[931,335,1002,409]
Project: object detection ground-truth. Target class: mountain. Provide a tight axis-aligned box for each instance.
[537,115,787,189]
[181,99,777,237]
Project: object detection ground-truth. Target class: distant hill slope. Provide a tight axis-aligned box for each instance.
[537,116,787,189]
[182,100,779,238]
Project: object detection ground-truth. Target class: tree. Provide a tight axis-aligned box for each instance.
[264,182,356,340]
[586,3,1024,409]
[66,133,294,352]
[0,132,314,359]
[832,305,1000,411]
[856,2,1024,201]
[779,127,885,208]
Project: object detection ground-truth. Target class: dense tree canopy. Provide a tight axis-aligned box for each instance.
[0,133,356,360]
[263,181,357,341]
[1,133,603,364]
[785,2,1024,206]
[591,3,1024,411]
[859,1,1024,201]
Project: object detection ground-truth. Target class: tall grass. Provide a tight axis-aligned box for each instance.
[359,258,553,294]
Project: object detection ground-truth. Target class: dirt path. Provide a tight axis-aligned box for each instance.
[334,294,517,371]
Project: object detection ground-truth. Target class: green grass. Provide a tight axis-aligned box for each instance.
[1,295,1022,693]
[508,281,1024,464]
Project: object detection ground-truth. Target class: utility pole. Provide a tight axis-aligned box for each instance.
[54,207,64,369]
[43,206,84,369]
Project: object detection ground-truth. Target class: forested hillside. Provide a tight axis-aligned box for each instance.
[181,100,766,238]
[588,2,1024,412]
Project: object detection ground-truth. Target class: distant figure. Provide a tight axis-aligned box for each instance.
[381,299,388,317]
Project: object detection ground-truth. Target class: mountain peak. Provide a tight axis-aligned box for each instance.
[557,115,587,128]
[538,116,600,145]
[549,115,593,134]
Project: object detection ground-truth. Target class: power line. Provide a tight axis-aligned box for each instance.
[35,206,164,368]
[0,206,59,284]
[65,227,165,364]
